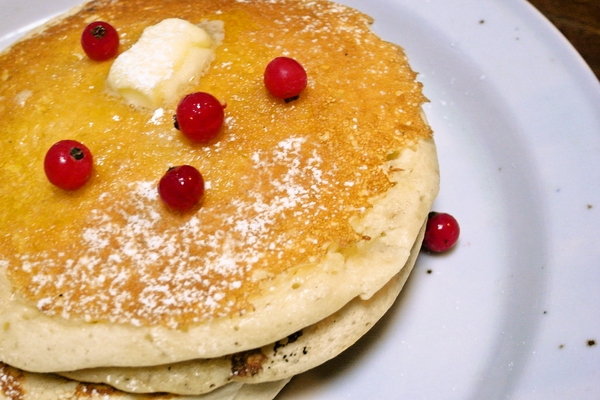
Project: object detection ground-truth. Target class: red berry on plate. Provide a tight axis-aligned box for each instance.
[44,140,93,190]
[174,92,225,143]
[81,21,119,61]
[264,57,307,102]
[158,165,205,212]
[422,212,460,253]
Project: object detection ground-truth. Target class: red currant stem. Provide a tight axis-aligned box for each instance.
[91,25,107,39]
[70,147,85,160]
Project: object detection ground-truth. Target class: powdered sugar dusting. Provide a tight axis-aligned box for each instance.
[20,136,333,327]
[0,363,24,400]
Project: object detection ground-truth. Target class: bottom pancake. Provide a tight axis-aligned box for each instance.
[56,221,426,396]
[0,365,289,400]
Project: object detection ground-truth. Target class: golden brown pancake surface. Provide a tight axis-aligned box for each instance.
[0,0,431,330]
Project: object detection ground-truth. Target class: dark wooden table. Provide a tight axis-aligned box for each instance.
[527,0,600,81]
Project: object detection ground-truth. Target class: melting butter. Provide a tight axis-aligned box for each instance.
[106,18,223,109]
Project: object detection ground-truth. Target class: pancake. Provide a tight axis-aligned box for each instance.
[0,221,422,398]
[0,0,438,389]
[1,222,423,398]
[0,364,289,400]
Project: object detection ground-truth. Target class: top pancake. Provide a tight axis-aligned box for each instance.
[0,0,438,372]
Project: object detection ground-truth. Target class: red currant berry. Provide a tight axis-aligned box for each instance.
[422,212,460,253]
[44,140,93,190]
[81,21,119,61]
[158,165,205,212]
[264,57,307,102]
[174,92,225,143]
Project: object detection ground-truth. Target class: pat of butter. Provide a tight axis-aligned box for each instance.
[107,18,223,109]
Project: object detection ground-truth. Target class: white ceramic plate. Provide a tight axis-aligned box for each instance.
[2,1,599,399]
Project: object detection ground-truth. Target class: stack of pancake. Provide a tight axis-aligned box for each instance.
[0,0,439,398]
